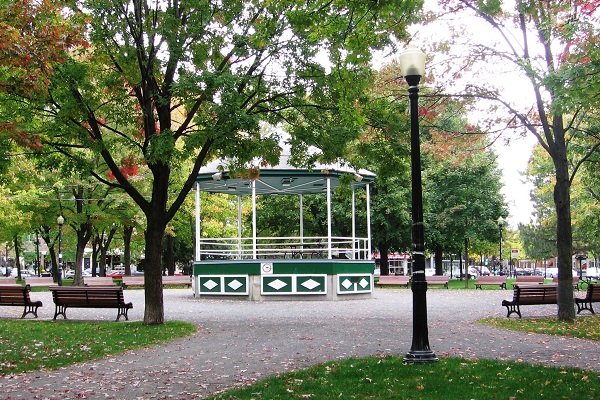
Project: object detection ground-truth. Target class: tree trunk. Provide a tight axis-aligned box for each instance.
[124,225,133,276]
[464,238,469,288]
[144,217,165,325]
[379,243,390,276]
[165,234,175,276]
[91,236,99,277]
[13,236,21,281]
[553,146,575,320]
[434,245,443,275]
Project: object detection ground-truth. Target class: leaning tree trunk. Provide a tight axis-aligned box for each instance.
[144,217,166,325]
[553,143,575,321]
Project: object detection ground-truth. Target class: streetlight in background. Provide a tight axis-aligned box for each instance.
[400,45,438,364]
[57,215,64,285]
[497,217,505,275]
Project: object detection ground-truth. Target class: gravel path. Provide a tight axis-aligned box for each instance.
[1,288,599,399]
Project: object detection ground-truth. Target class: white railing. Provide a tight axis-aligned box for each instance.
[198,236,371,261]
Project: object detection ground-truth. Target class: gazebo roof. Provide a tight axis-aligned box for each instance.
[197,153,375,196]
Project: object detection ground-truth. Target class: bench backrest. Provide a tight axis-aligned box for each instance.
[84,277,117,286]
[516,275,544,283]
[552,276,579,284]
[25,277,55,287]
[162,276,192,284]
[476,276,507,283]
[584,284,600,302]
[50,286,126,306]
[514,285,557,304]
[0,285,30,305]
[377,276,410,284]
[121,276,145,283]
[426,276,449,282]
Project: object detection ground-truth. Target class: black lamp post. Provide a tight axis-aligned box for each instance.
[57,215,64,285]
[497,217,505,275]
[400,45,438,363]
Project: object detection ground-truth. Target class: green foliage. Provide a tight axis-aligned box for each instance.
[425,150,506,255]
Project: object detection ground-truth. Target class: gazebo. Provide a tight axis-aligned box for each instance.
[192,151,376,300]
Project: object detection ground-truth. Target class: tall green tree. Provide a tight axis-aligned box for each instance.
[0,0,423,324]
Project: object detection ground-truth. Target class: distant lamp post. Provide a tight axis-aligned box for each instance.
[575,254,587,279]
[400,45,438,364]
[57,215,64,285]
[497,217,505,275]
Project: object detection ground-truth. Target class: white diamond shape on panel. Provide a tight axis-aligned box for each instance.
[359,278,369,288]
[228,279,243,290]
[341,279,352,289]
[301,279,320,290]
[203,279,218,290]
[268,279,288,290]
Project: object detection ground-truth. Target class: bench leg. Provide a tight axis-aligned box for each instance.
[53,305,68,320]
[504,304,521,318]
[576,301,595,315]
[21,304,40,319]
[116,306,129,321]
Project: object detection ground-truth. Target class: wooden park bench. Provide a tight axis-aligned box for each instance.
[49,286,133,321]
[552,276,580,290]
[84,276,118,287]
[575,283,600,314]
[25,276,55,289]
[121,276,145,289]
[375,276,410,288]
[426,275,449,289]
[162,275,192,287]
[511,275,544,287]
[474,275,507,290]
[501,284,557,318]
[0,285,43,318]
[121,275,192,289]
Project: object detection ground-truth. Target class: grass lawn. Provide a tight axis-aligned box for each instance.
[0,320,196,375]
[205,356,599,400]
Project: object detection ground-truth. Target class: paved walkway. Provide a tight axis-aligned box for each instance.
[1,288,599,399]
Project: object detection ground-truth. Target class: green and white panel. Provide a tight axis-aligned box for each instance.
[198,275,248,295]
[261,274,327,295]
[337,274,372,294]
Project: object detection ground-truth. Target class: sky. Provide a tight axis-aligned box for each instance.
[494,135,537,228]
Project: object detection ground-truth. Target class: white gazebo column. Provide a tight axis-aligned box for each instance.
[252,180,257,259]
[366,183,372,260]
[195,182,201,262]
[237,195,243,259]
[327,177,332,259]
[299,194,304,257]
[194,182,201,297]
[351,188,356,260]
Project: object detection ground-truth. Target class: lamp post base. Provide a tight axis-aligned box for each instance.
[403,350,439,363]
